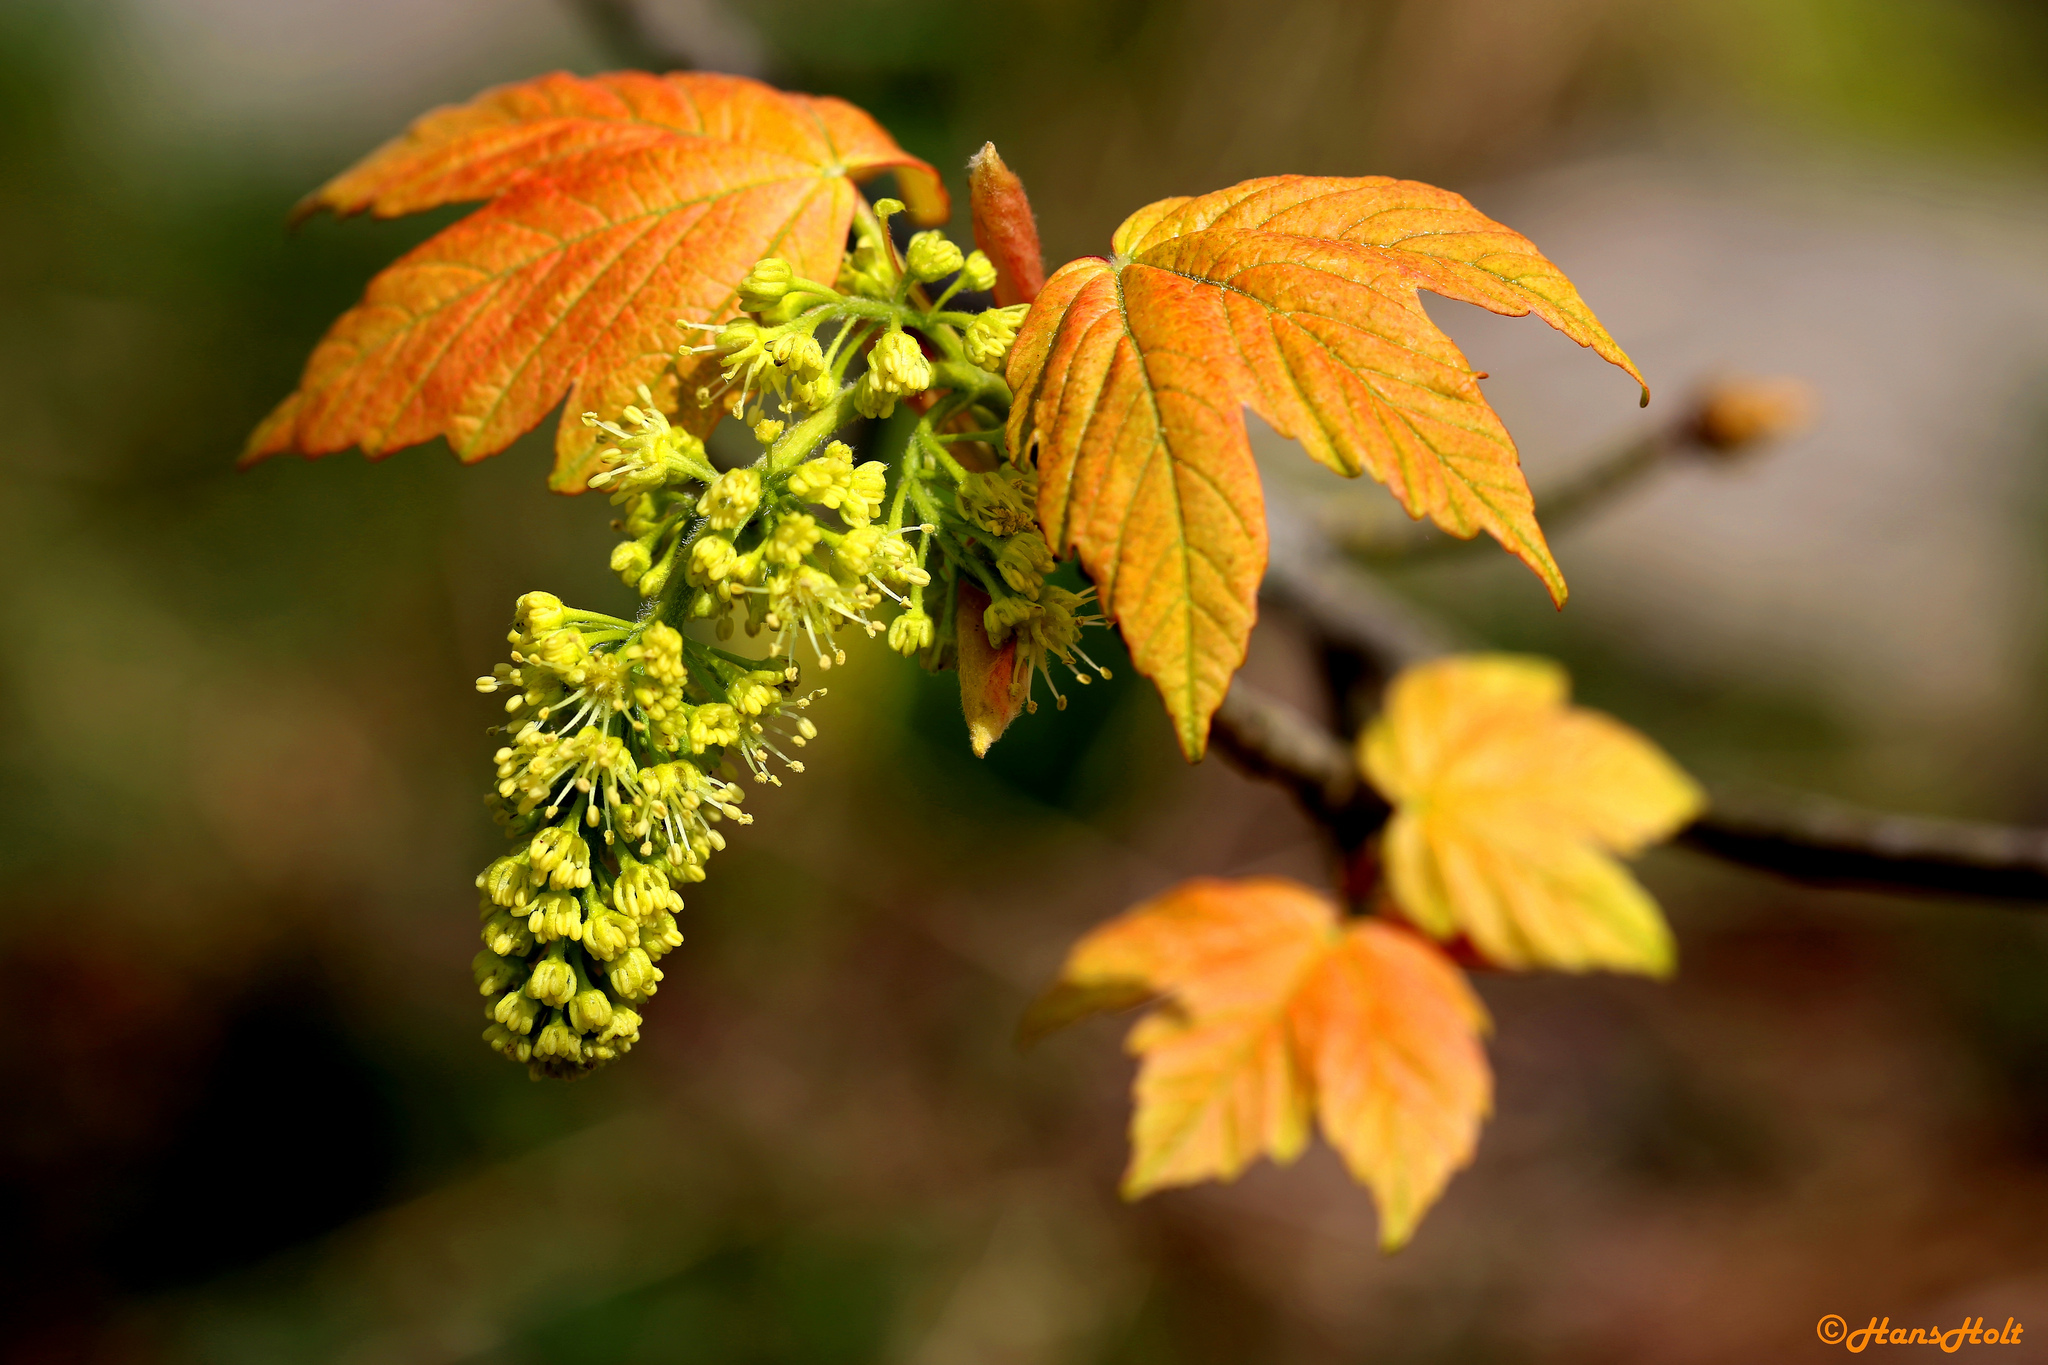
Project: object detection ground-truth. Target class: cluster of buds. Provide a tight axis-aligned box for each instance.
[463,182,1106,1079]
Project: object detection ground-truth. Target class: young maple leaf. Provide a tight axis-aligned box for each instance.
[1360,654,1705,975]
[1027,876,1491,1250]
[244,71,947,491]
[1005,176,1648,760]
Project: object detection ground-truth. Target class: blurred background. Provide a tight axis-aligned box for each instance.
[6,0,2048,1360]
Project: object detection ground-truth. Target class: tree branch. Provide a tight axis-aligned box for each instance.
[1211,681,2048,905]
[1319,377,1817,565]
[1231,380,2048,906]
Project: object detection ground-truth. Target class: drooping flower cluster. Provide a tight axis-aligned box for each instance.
[469,201,1110,1078]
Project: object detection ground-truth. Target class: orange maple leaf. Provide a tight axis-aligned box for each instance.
[245,70,947,490]
[1028,876,1492,1248]
[1006,176,1647,759]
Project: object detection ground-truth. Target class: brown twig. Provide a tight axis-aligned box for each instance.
[1230,380,2048,905]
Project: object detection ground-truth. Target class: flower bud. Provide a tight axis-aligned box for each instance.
[568,987,614,1034]
[481,910,535,958]
[687,703,741,751]
[996,530,1056,598]
[515,591,567,639]
[888,609,935,656]
[476,854,532,908]
[769,331,826,379]
[493,988,543,1035]
[601,1005,643,1047]
[689,533,738,584]
[584,909,640,962]
[906,230,964,283]
[527,889,583,942]
[473,950,525,996]
[610,539,653,588]
[852,371,896,420]
[983,593,1041,647]
[964,304,1030,372]
[765,512,820,566]
[533,1013,585,1063]
[845,463,887,527]
[607,947,662,1001]
[641,910,684,956]
[868,331,932,397]
[960,250,998,294]
[529,825,592,889]
[483,1022,533,1063]
[737,257,794,312]
[702,467,762,531]
[525,947,576,1006]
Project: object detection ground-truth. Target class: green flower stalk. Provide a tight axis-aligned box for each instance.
[471,216,1110,1079]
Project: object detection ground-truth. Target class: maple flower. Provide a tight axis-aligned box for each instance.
[905,230,964,283]
[867,330,932,397]
[738,256,795,311]
[964,304,1029,372]
[991,584,1113,712]
[583,389,713,500]
[960,250,998,294]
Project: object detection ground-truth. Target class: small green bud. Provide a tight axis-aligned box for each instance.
[868,331,932,397]
[476,854,532,909]
[526,945,576,1007]
[852,371,896,421]
[529,826,592,889]
[527,889,583,942]
[533,1012,585,1063]
[844,463,887,527]
[610,539,653,587]
[689,534,738,585]
[983,594,1041,647]
[637,556,673,599]
[964,304,1029,372]
[493,988,543,1035]
[872,197,905,220]
[584,909,640,962]
[996,530,1056,599]
[960,250,998,293]
[888,609,934,656]
[568,987,614,1034]
[765,512,820,567]
[515,591,567,640]
[703,467,763,531]
[738,257,794,312]
[481,910,535,958]
[483,1022,533,1063]
[769,331,826,379]
[641,909,684,956]
[906,230,964,283]
[607,947,662,1001]
[473,950,525,996]
[687,703,741,751]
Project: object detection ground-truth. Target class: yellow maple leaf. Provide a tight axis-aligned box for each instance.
[1360,655,1705,976]
[1028,877,1492,1249]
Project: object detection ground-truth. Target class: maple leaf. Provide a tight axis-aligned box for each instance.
[1030,876,1492,1248]
[1005,176,1647,760]
[1360,654,1705,975]
[245,71,947,490]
